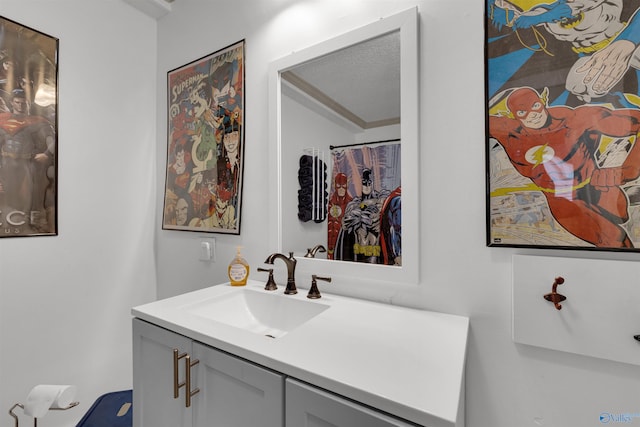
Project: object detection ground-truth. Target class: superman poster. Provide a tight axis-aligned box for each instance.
[162,40,245,234]
[328,142,401,265]
[486,0,640,251]
[0,16,58,237]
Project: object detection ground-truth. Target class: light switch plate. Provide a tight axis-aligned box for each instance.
[198,238,215,262]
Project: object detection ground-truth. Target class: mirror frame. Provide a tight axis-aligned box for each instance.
[268,7,419,287]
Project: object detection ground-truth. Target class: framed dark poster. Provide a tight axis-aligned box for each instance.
[0,16,58,237]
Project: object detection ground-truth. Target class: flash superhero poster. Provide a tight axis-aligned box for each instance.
[486,0,640,251]
[0,16,58,238]
[162,41,245,235]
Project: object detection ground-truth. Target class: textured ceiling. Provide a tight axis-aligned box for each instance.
[285,30,401,129]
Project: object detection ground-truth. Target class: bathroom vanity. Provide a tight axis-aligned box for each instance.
[131,281,469,427]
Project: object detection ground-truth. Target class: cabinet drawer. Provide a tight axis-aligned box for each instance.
[286,379,417,427]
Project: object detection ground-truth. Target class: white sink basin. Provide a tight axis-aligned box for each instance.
[183,288,329,338]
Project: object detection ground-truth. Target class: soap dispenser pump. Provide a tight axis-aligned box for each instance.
[228,246,249,286]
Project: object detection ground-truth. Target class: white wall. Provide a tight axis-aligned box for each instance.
[156,1,640,427]
[0,2,157,426]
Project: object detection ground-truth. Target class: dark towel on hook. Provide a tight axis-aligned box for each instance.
[297,154,327,223]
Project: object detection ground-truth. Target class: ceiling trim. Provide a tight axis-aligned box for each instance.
[121,0,173,19]
[282,70,399,130]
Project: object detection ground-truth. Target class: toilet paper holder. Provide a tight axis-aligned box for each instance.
[8,401,79,427]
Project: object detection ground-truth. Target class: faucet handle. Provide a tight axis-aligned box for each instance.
[307,275,331,299]
[257,267,278,291]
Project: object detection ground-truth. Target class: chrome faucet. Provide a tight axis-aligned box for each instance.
[264,252,298,294]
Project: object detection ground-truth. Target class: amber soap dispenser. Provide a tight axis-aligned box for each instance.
[228,246,249,286]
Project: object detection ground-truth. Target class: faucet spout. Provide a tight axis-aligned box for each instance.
[304,244,327,258]
[264,252,298,294]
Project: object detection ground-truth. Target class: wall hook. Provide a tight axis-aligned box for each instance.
[543,276,566,310]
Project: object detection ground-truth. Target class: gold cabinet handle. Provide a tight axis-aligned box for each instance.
[185,355,200,408]
[173,349,187,398]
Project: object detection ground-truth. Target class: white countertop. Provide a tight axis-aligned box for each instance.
[131,281,469,427]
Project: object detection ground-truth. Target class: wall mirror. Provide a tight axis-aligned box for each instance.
[268,7,419,287]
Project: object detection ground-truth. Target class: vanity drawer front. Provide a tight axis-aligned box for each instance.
[285,379,417,427]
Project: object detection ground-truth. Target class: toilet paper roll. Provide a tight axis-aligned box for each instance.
[23,384,77,418]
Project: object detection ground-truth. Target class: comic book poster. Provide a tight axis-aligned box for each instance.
[0,16,58,238]
[486,1,640,251]
[162,40,245,234]
[328,142,401,265]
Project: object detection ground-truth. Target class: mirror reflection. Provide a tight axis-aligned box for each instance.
[270,7,419,287]
[280,30,402,266]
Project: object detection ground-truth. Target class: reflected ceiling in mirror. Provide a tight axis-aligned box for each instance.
[281,30,400,130]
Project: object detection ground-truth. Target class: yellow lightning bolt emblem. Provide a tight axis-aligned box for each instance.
[530,143,548,169]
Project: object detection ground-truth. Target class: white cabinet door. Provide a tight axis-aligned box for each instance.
[192,342,284,427]
[286,379,416,427]
[133,318,193,427]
